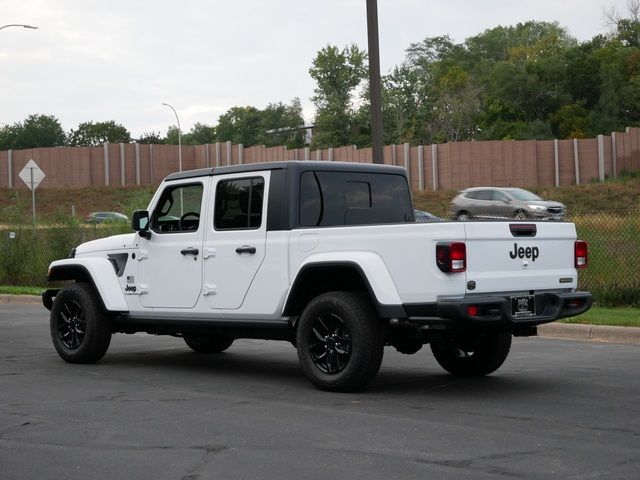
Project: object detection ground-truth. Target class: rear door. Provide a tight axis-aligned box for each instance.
[463,221,578,294]
[202,171,269,309]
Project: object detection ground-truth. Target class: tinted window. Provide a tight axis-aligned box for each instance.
[492,191,509,201]
[152,183,204,233]
[467,190,493,200]
[215,177,264,230]
[299,171,412,227]
[300,171,322,226]
[507,189,541,201]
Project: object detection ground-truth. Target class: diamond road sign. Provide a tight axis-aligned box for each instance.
[18,159,46,190]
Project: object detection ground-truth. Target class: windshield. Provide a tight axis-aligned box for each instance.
[507,189,542,201]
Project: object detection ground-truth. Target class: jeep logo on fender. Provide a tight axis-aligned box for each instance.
[509,243,539,261]
[125,284,137,293]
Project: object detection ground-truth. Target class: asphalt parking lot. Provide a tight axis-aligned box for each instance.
[1,304,639,480]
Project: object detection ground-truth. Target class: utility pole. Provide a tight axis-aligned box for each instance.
[366,0,384,164]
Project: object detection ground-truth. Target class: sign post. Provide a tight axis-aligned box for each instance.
[18,159,46,228]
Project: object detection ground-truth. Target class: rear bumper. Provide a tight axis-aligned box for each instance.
[405,291,592,330]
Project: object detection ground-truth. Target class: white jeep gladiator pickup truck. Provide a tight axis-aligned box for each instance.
[43,161,592,391]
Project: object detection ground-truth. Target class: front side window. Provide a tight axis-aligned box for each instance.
[493,191,509,201]
[152,183,204,233]
[215,177,264,230]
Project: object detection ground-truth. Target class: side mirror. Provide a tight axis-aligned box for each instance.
[132,210,151,238]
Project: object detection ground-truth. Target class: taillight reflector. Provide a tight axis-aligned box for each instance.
[575,240,588,269]
[436,242,466,273]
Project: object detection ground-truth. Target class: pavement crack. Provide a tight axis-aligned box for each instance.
[0,421,36,438]
[414,450,537,478]
[180,445,229,480]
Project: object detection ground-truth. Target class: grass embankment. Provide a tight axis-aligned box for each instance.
[561,307,640,327]
[0,285,45,296]
[0,186,154,225]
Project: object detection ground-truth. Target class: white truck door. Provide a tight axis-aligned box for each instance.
[202,171,269,309]
[138,180,206,308]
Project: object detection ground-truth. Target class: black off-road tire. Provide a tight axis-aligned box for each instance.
[183,335,234,353]
[50,283,112,364]
[430,331,512,376]
[296,291,384,392]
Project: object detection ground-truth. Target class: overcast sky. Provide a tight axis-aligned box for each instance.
[0,0,631,138]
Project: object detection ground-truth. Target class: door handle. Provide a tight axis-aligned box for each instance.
[180,247,199,256]
[235,245,256,255]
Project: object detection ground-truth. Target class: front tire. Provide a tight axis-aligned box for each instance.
[296,292,384,392]
[50,283,112,364]
[183,335,234,353]
[430,331,512,376]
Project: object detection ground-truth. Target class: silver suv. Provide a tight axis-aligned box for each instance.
[451,187,565,221]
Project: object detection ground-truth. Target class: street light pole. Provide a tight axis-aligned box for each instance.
[162,102,182,172]
[0,24,38,31]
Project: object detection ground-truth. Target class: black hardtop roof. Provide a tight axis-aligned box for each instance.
[164,160,407,182]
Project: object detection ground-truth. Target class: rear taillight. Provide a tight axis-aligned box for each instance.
[436,242,466,273]
[575,240,588,269]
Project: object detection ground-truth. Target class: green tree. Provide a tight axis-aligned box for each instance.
[550,101,590,138]
[309,44,368,148]
[67,121,131,146]
[188,122,217,145]
[137,131,164,144]
[0,114,66,150]
[606,0,640,47]
[259,99,306,148]
[0,124,20,151]
[427,66,482,142]
[215,106,262,146]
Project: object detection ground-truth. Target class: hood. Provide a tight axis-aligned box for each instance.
[75,233,138,255]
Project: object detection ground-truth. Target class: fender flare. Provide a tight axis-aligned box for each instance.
[284,251,404,318]
[47,258,128,312]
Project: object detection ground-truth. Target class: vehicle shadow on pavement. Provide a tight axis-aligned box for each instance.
[92,343,558,396]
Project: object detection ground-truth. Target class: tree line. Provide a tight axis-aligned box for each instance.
[2,3,639,152]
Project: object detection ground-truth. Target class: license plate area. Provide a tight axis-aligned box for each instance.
[511,295,536,318]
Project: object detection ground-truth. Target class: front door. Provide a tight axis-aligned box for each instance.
[138,180,206,308]
[203,172,269,310]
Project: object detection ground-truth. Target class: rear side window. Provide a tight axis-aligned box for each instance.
[215,177,264,230]
[468,190,492,200]
[299,171,412,227]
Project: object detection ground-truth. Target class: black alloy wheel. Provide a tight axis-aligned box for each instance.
[307,312,352,374]
[57,298,86,350]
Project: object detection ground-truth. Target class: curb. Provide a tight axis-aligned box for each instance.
[538,323,640,345]
[1,294,638,345]
[0,294,42,305]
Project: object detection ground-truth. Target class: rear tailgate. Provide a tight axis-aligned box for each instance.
[464,221,578,294]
